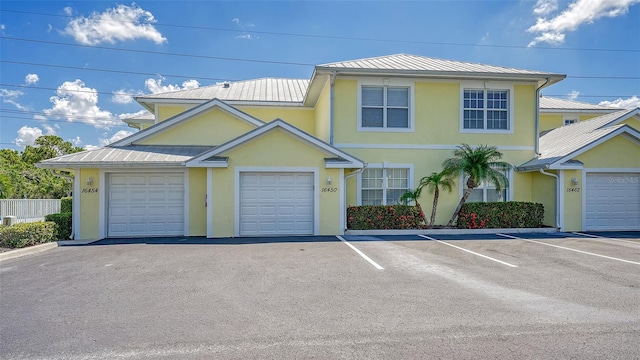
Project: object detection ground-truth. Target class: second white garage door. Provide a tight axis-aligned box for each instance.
[239,172,314,236]
[585,173,640,231]
[108,173,185,237]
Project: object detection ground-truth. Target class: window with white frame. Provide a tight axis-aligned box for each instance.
[563,117,578,126]
[463,169,510,203]
[361,168,409,205]
[463,89,509,130]
[361,86,410,129]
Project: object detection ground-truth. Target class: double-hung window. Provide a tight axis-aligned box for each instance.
[462,88,510,131]
[563,116,578,126]
[361,86,410,129]
[361,168,410,205]
[463,169,510,203]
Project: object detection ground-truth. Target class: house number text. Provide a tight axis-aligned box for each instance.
[566,187,580,192]
[82,188,99,193]
[321,187,337,193]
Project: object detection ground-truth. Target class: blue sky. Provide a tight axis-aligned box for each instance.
[1,0,639,151]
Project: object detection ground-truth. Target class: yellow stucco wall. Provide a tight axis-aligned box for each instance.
[210,129,342,237]
[621,117,639,130]
[540,113,609,132]
[78,168,100,240]
[138,108,256,146]
[332,79,536,148]
[189,168,207,236]
[575,135,640,168]
[237,107,316,135]
[562,169,583,231]
[157,105,186,122]
[314,80,331,142]
[530,171,557,227]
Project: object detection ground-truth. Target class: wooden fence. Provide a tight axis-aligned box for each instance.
[0,199,62,223]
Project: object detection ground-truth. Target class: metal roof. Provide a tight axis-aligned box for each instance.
[316,53,564,78]
[519,108,640,170]
[136,78,309,104]
[37,145,214,168]
[539,96,617,112]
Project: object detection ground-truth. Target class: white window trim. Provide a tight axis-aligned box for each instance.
[356,163,414,205]
[457,168,513,203]
[459,81,514,134]
[563,114,579,126]
[357,78,415,133]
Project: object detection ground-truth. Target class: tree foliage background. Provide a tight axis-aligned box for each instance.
[0,136,84,199]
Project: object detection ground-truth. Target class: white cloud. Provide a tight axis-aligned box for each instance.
[568,90,580,101]
[118,109,151,120]
[15,126,43,147]
[599,96,640,109]
[232,18,240,24]
[64,7,73,16]
[42,124,57,136]
[70,136,82,146]
[235,34,259,40]
[40,79,120,129]
[528,0,640,46]
[112,89,144,104]
[99,130,134,146]
[533,0,559,16]
[85,145,101,150]
[25,73,39,85]
[63,4,167,45]
[144,77,200,94]
[0,89,28,111]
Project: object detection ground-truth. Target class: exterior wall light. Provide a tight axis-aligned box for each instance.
[571,177,578,186]
[86,177,93,186]
[327,177,332,186]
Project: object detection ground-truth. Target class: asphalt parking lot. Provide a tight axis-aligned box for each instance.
[1,232,639,359]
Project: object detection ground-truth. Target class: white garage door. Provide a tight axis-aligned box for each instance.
[108,173,185,237]
[585,173,640,231]
[239,172,314,236]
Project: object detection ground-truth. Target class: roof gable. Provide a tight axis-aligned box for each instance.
[186,119,364,168]
[112,99,264,147]
[539,96,618,112]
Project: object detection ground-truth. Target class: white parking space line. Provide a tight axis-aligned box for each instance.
[418,235,518,268]
[571,232,640,245]
[497,233,640,265]
[336,236,384,270]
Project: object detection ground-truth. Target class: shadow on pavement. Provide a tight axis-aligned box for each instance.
[62,235,341,246]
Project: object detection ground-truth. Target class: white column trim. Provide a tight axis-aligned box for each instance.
[183,170,190,237]
[339,168,345,235]
[207,168,213,238]
[581,170,587,232]
[99,169,106,239]
[558,170,565,231]
[73,168,80,240]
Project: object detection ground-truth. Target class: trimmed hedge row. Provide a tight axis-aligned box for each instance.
[0,222,58,248]
[456,202,544,229]
[45,212,72,240]
[347,205,425,230]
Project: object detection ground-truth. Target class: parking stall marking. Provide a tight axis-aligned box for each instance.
[571,232,640,245]
[497,233,640,265]
[336,236,384,270]
[418,235,518,268]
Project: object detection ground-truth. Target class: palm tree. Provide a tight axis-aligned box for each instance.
[399,187,428,226]
[442,144,511,227]
[418,171,454,227]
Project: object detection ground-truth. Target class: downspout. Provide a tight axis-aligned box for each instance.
[329,71,337,145]
[535,77,550,155]
[538,169,560,229]
[50,169,75,239]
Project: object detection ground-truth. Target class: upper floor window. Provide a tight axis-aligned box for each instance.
[362,86,410,129]
[360,167,410,205]
[358,79,414,132]
[563,116,578,126]
[460,83,513,134]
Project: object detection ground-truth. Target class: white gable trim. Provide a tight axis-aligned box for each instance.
[112,99,264,146]
[186,119,364,168]
[550,125,640,168]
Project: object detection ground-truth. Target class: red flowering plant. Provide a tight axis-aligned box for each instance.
[346,205,425,230]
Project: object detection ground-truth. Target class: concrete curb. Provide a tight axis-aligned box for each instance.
[0,242,59,262]
[345,227,559,236]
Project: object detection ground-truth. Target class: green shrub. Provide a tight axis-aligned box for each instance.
[61,197,72,213]
[0,221,58,248]
[456,202,544,229]
[347,205,425,230]
[45,212,72,240]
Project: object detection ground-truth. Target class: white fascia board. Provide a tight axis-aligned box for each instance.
[548,163,584,170]
[325,162,360,169]
[114,99,264,146]
[551,126,640,167]
[186,161,228,168]
[38,162,186,168]
[186,120,365,167]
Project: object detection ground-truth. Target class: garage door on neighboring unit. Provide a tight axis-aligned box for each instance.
[108,173,185,237]
[239,172,314,236]
[585,173,640,231]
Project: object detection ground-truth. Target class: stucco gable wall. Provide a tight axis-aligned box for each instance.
[237,107,316,135]
[574,135,640,168]
[137,108,256,146]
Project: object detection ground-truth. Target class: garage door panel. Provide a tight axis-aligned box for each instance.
[586,173,639,231]
[108,173,185,237]
[240,172,314,236]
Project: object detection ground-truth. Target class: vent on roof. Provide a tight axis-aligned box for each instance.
[223,82,230,88]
